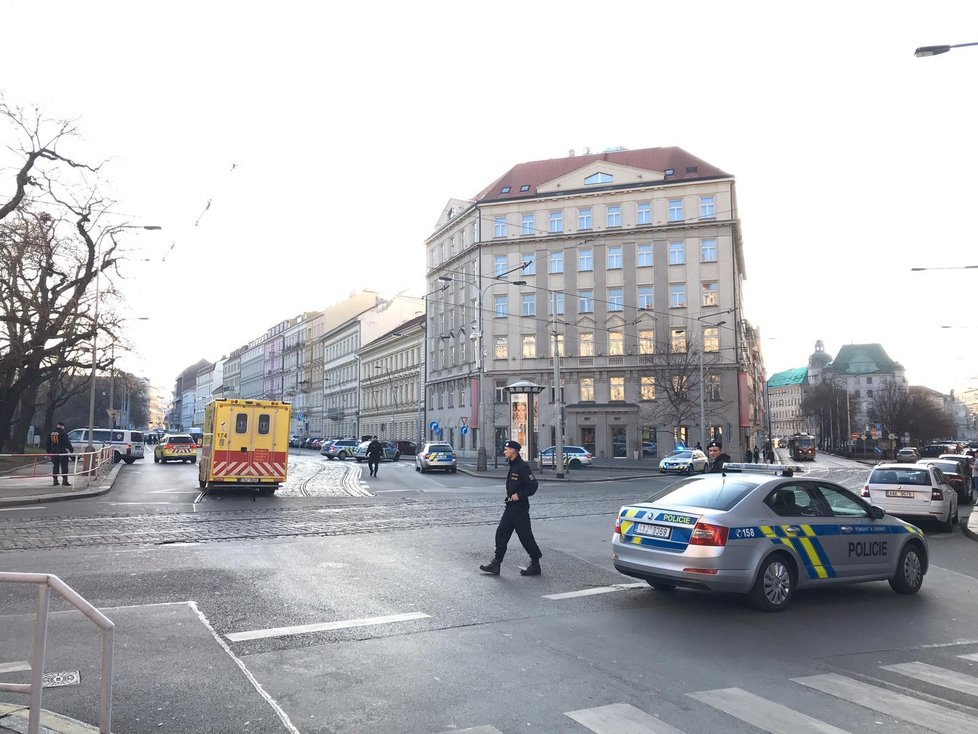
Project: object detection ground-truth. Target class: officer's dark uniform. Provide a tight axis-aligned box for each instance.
[46,422,73,486]
[366,438,383,477]
[480,440,542,576]
[706,441,731,474]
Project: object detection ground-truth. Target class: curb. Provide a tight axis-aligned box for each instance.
[0,702,98,733]
[0,463,122,508]
[965,507,978,543]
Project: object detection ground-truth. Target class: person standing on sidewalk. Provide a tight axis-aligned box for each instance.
[46,421,73,486]
[480,439,542,576]
[366,436,383,477]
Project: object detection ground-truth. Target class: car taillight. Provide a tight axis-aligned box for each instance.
[614,515,622,535]
[861,486,870,497]
[931,488,943,501]
[584,453,592,459]
[689,522,728,546]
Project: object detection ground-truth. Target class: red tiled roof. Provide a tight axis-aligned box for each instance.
[473,146,731,202]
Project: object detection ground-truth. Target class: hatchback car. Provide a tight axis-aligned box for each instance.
[353,440,401,462]
[917,459,973,504]
[538,445,593,468]
[659,449,708,475]
[153,434,198,464]
[896,447,920,463]
[321,439,359,460]
[415,442,456,473]
[613,463,929,612]
[862,463,958,531]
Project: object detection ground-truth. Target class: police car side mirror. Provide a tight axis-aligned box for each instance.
[869,505,885,520]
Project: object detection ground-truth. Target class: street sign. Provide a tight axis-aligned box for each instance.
[429,421,440,432]
[296,412,304,421]
[888,433,896,440]
[460,416,468,427]
[460,426,469,435]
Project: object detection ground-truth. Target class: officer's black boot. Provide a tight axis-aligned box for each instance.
[52,478,59,486]
[62,479,71,487]
[479,559,501,575]
[520,559,541,576]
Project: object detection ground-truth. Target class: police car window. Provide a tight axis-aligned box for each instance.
[813,484,870,518]
[235,413,248,433]
[112,431,124,441]
[764,484,822,517]
[644,476,757,511]
[94,430,111,442]
[258,414,270,435]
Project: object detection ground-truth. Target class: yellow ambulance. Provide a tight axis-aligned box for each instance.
[198,399,290,490]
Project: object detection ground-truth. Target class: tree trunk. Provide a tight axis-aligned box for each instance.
[9,381,41,453]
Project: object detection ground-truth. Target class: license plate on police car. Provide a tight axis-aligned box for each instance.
[635,523,671,539]
[886,490,914,498]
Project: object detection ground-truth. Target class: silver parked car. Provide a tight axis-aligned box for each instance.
[321,439,359,460]
[613,464,929,611]
[659,449,708,475]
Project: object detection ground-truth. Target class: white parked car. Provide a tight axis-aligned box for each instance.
[659,449,708,475]
[862,463,958,531]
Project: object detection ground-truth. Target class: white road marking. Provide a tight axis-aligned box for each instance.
[543,583,645,600]
[0,506,45,511]
[433,727,504,734]
[793,673,978,733]
[226,611,431,642]
[565,702,685,733]
[0,661,30,673]
[961,653,978,662]
[882,661,978,696]
[689,687,850,733]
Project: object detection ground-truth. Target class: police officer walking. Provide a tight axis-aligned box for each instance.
[706,440,731,473]
[46,421,73,486]
[366,436,383,477]
[480,439,542,576]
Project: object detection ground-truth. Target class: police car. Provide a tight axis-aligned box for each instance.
[612,464,928,611]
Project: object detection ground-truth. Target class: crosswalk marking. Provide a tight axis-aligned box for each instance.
[564,702,685,733]
[882,661,978,696]
[543,583,645,600]
[689,687,850,733]
[794,673,978,734]
[225,611,430,642]
[433,727,504,734]
[960,653,978,662]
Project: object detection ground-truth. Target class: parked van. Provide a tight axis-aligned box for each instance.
[66,428,145,464]
[198,399,290,490]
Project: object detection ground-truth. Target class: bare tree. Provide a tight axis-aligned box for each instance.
[868,383,955,444]
[800,380,856,450]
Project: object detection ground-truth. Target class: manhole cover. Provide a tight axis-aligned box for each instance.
[42,670,79,688]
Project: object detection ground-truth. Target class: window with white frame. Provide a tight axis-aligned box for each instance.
[494,294,508,317]
[494,336,508,360]
[549,210,563,233]
[637,202,651,225]
[671,328,687,352]
[669,284,686,308]
[700,196,715,219]
[579,290,594,313]
[638,286,653,310]
[703,327,720,353]
[549,292,565,316]
[668,199,683,222]
[521,293,535,316]
[607,245,622,269]
[607,206,621,228]
[639,329,654,354]
[494,217,507,238]
[495,255,507,276]
[701,282,719,306]
[578,208,592,230]
[608,288,623,311]
[521,213,534,236]
[585,172,613,185]
[707,373,721,401]
[579,332,594,356]
[550,251,564,273]
[610,376,625,401]
[553,333,565,357]
[637,243,653,267]
[701,239,717,262]
[641,376,656,400]
[669,241,685,265]
[495,381,507,402]
[522,253,536,275]
[608,330,624,355]
[579,249,593,271]
[521,335,536,358]
[580,376,594,401]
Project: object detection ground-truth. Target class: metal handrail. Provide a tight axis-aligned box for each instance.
[0,573,114,734]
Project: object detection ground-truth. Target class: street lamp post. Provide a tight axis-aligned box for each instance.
[438,265,527,471]
[86,225,161,451]
[914,41,978,57]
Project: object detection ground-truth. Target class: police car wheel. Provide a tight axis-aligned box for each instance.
[570,459,582,468]
[889,543,924,595]
[646,580,676,591]
[748,553,795,612]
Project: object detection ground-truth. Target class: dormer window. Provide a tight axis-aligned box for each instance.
[500,186,511,193]
[520,184,530,192]
[584,172,613,185]
[664,168,675,176]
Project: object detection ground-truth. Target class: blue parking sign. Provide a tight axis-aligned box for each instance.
[429,421,440,432]
[460,426,468,435]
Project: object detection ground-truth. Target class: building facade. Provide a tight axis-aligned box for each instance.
[424,147,755,460]
[767,367,809,439]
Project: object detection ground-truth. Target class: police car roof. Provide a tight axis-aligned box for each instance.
[720,462,803,477]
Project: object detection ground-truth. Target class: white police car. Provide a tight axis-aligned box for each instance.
[613,464,928,611]
[658,448,709,475]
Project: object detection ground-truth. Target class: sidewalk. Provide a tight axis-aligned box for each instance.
[0,462,122,508]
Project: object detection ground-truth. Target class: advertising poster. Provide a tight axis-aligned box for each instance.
[510,394,528,460]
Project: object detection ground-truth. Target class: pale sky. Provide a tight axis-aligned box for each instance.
[3,1,976,395]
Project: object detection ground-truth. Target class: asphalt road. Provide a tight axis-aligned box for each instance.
[0,454,976,734]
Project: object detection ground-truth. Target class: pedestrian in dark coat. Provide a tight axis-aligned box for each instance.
[46,421,73,486]
[752,447,760,463]
[480,439,542,576]
[706,441,731,473]
[366,436,383,477]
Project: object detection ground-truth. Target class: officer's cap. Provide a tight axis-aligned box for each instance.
[504,440,521,451]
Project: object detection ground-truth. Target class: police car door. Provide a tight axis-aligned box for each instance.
[763,482,842,582]
[811,482,890,578]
